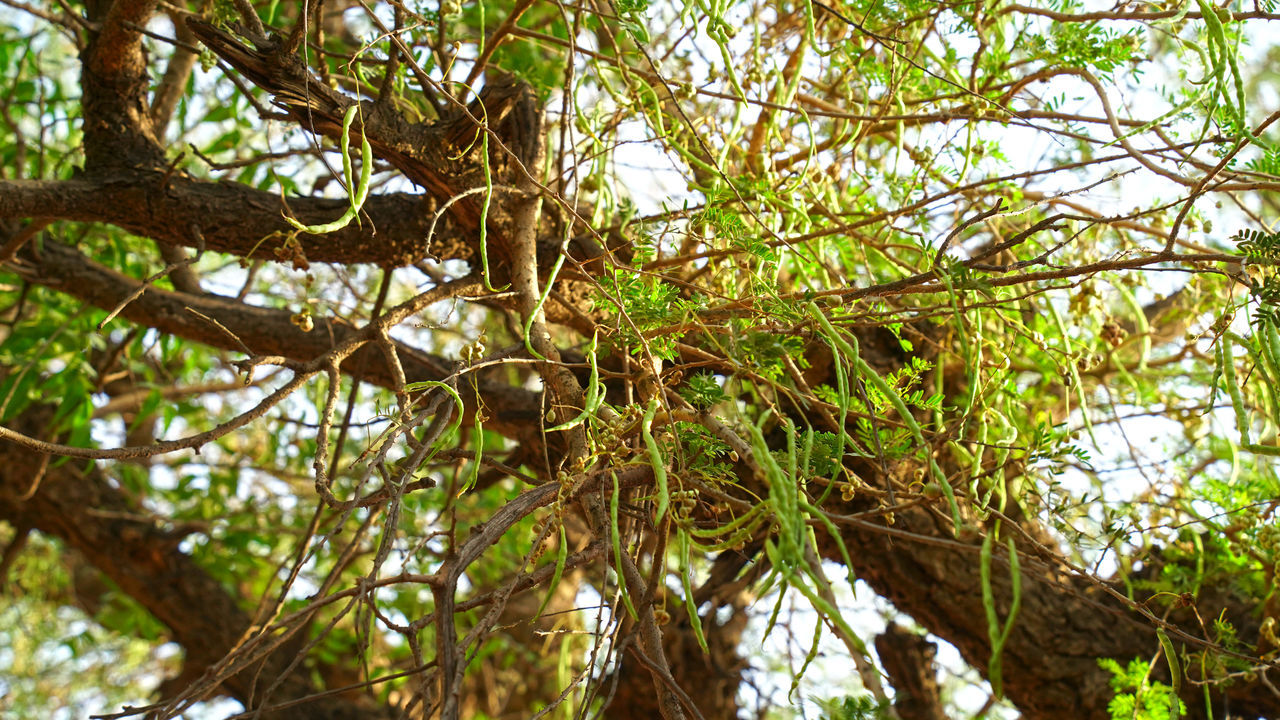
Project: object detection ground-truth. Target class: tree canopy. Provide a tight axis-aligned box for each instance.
[4,0,1280,718]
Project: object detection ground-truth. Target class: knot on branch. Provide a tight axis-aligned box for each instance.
[439,79,542,174]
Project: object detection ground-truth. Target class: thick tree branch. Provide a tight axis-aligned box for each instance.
[9,240,545,448]
[874,624,946,720]
[81,0,165,170]
[186,19,537,245]
[762,321,1280,719]
[826,497,1279,719]
[0,409,390,720]
[0,174,469,267]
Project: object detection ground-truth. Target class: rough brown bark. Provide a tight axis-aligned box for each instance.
[81,0,165,171]
[10,239,546,449]
[819,454,1277,719]
[186,18,545,272]
[5,4,1279,720]
[875,625,946,720]
[0,175,467,268]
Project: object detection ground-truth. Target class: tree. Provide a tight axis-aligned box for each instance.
[2,0,1280,718]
